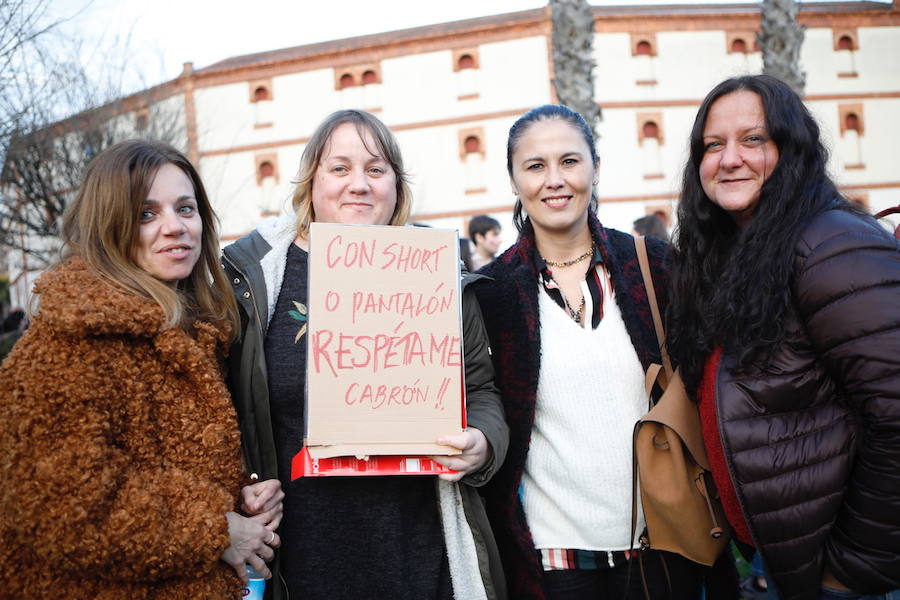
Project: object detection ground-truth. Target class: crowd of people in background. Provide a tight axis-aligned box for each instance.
[0,74,897,600]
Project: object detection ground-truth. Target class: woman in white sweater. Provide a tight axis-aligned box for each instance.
[473,105,710,600]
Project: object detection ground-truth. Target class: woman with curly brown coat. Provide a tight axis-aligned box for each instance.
[0,140,283,599]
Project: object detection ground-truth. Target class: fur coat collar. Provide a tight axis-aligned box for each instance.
[35,256,231,359]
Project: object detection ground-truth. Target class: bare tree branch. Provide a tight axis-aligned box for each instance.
[0,0,185,268]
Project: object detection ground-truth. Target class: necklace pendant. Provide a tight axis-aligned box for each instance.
[563,295,586,324]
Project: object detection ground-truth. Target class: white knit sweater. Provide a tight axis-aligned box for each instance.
[522,280,647,551]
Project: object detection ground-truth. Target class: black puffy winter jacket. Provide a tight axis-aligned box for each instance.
[715,209,900,600]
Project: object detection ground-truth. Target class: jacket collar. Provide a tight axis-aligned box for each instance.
[33,256,230,357]
[224,212,298,326]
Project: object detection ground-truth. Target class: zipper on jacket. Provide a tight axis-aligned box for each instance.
[223,254,266,339]
[222,253,267,477]
[714,359,759,548]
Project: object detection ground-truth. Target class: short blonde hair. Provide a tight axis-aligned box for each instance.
[291,110,412,239]
[60,139,239,333]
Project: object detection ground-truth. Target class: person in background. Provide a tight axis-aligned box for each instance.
[632,213,669,241]
[223,109,508,600]
[0,307,26,361]
[473,104,710,599]
[0,140,283,599]
[469,214,502,270]
[667,74,900,600]
[460,236,476,271]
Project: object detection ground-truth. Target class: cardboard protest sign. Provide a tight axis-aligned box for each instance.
[302,222,465,462]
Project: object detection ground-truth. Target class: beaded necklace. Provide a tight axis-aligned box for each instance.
[541,243,595,268]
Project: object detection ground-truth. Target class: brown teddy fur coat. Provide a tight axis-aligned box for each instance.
[0,257,245,599]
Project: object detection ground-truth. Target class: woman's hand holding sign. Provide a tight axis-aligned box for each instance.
[431,427,491,481]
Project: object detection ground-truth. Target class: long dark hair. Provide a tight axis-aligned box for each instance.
[506,104,598,231]
[667,75,852,390]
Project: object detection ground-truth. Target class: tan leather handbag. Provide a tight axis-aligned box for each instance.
[631,235,729,566]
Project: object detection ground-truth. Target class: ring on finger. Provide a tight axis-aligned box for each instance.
[267,531,276,545]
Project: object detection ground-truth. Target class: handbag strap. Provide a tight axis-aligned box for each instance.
[874,205,900,239]
[634,235,673,381]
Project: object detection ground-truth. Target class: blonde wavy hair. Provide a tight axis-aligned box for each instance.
[291,110,412,239]
[60,139,239,334]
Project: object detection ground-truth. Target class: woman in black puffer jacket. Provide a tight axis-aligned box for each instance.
[667,74,900,600]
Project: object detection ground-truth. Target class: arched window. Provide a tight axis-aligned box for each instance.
[731,38,748,54]
[249,80,274,126]
[842,113,863,164]
[839,105,864,168]
[359,69,382,109]
[632,37,657,85]
[458,54,476,70]
[459,129,486,191]
[339,73,356,89]
[453,48,480,99]
[256,156,280,214]
[642,121,660,140]
[638,114,664,177]
[259,161,275,179]
[834,31,858,76]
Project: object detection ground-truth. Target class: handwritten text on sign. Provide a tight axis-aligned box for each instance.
[305,223,464,459]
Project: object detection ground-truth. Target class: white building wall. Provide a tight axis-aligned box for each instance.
[399,117,520,216]
[859,26,900,90]
[477,37,552,112]
[270,69,340,137]
[186,19,899,247]
[811,97,900,184]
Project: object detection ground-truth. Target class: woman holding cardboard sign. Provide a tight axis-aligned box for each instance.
[667,75,900,600]
[472,105,709,599]
[223,109,508,600]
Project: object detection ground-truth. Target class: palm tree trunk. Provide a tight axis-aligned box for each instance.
[550,0,602,138]
[759,0,806,95]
